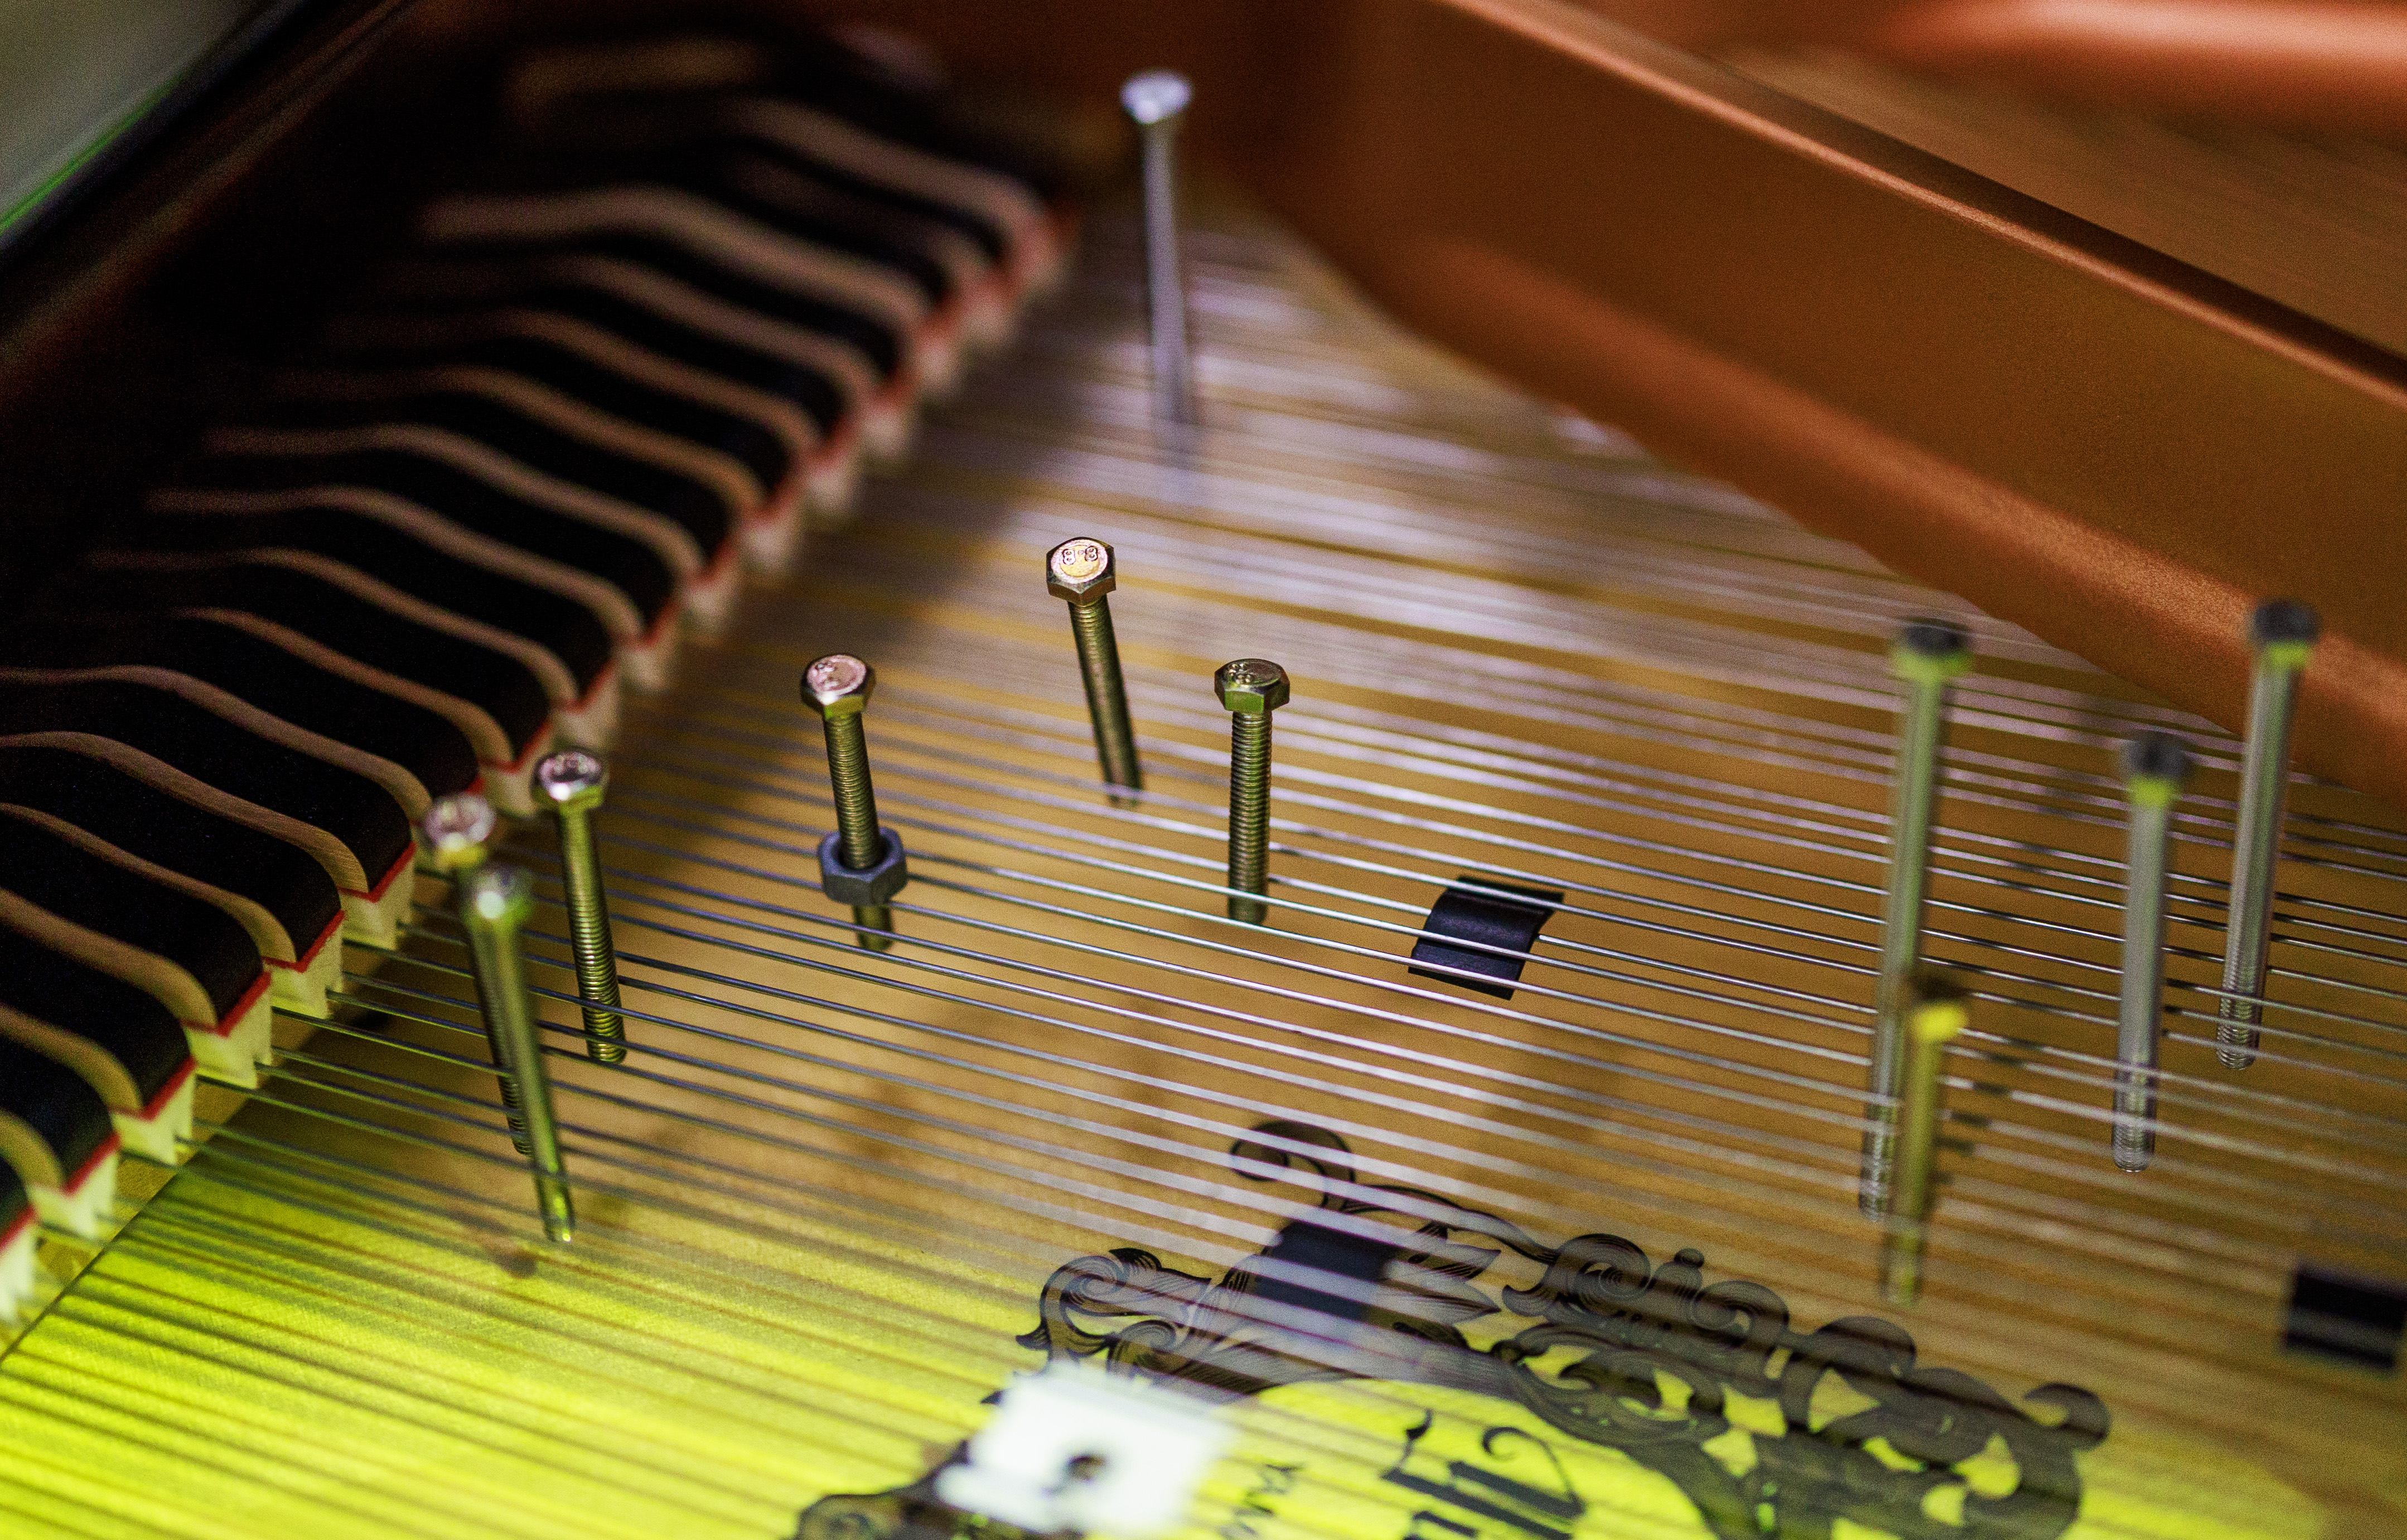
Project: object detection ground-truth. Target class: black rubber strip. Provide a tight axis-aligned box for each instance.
[0,925,196,1100]
[2285,1263,2407,1372]
[0,616,479,800]
[0,744,340,951]
[110,510,611,706]
[0,679,410,890]
[1408,876,1565,1001]
[1241,1217,1400,1326]
[0,812,263,1019]
[0,1037,114,1187]
[191,444,676,623]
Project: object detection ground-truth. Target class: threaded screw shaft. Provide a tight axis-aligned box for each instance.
[1069,598,1142,800]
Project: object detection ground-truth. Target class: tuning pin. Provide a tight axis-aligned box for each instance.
[2115,732,2190,1171]
[1214,660,1288,926]
[801,655,910,951]
[1861,619,1973,1217]
[1046,537,1143,803]
[1880,974,1967,1307]
[2217,599,2318,1068]
[535,751,626,1064]
[458,863,574,1243]
[1121,70,1198,428]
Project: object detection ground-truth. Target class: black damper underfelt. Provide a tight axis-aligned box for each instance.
[2285,1263,2407,1372]
[192,444,678,623]
[328,332,792,491]
[0,813,263,1016]
[0,744,341,952]
[262,389,733,557]
[668,153,957,304]
[1241,1217,1400,1327]
[0,1037,114,1185]
[725,115,1013,263]
[1409,876,1565,1000]
[106,514,612,705]
[0,927,194,1100]
[1,1160,25,1231]
[1,617,479,798]
[0,679,410,889]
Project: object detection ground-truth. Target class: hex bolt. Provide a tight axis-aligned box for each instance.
[1860,618,1973,1217]
[2115,732,2190,1172]
[535,750,626,1065]
[801,653,909,951]
[1047,537,1143,803]
[1121,70,1198,427]
[422,793,529,1154]
[2218,599,2318,1069]
[1214,659,1289,926]
[1879,974,1966,1308]
[460,863,575,1244]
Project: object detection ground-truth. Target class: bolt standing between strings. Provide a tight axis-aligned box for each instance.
[1122,70,1198,427]
[1047,537,1143,803]
[801,654,910,951]
[1860,618,1973,1217]
[1215,659,1288,926]
[2218,599,2318,1069]
[535,750,626,1065]
[2115,732,2190,1172]
[422,793,529,1155]
[1880,975,1966,1307]
[460,864,576,1244]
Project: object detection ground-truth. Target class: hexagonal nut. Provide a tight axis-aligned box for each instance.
[534,749,608,813]
[801,654,876,718]
[1046,537,1117,604]
[818,829,910,905]
[1214,658,1289,715]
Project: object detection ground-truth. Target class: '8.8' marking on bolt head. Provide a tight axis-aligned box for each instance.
[1051,540,1108,582]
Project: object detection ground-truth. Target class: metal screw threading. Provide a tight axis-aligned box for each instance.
[1860,618,1973,1217]
[1215,659,1289,926]
[2217,599,2318,1069]
[2115,732,2190,1172]
[803,653,896,950]
[460,863,575,1243]
[1879,975,1966,1307]
[1122,70,1198,427]
[422,793,528,1154]
[1047,537,1142,802]
[536,750,625,1064]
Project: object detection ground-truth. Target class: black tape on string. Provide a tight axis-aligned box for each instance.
[2284,1263,2407,1371]
[1408,875,1564,1000]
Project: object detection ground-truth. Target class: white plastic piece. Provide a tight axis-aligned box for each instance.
[185,987,272,1087]
[341,856,417,949]
[936,1366,1227,1539]
[0,1212,37,1325]
[268,923,342,1019]
[112,1066,196,1164]
[32,1145,118,1240]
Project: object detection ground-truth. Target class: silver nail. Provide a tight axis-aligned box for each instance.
[1122,70,1198,427]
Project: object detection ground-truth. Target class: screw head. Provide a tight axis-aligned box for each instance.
[1046,537,1118,604]
[2120,730,2192,787]
[1214,658,1289,715]
[801,653,876,717]
[2249,598,2321,648]
[534,749,608,812]
[1121,70,1192,127]
[423,793,497,873]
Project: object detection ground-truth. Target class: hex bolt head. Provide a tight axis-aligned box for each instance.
[801,654,876,718]
[2249,598,2321,650]
[1047,537,1118,604]
[534,749,608,813]
[2120,730,2192,787]
[423,793,499,873]
[1121,70,1193,126]
[1214,658,1289,715]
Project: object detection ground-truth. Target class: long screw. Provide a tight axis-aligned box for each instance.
[1880,974,1966,1307]
[801,653,905,950]
[2218,599,2318,1068]
[1047,537,1142,802]
[1214,659,1289,926]
[460,863,575,1243]
[1122,70,1198,427]
[2115,732,2190,1172]
[535,750,626,1064]
[1860,619,1973,1216]
[422,793,528,1154]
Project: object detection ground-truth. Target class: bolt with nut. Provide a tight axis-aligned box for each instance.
[535,749,626,1064]
[801,653,910,951]
[1047,536,1143,803]
[1214,658,1289,926]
